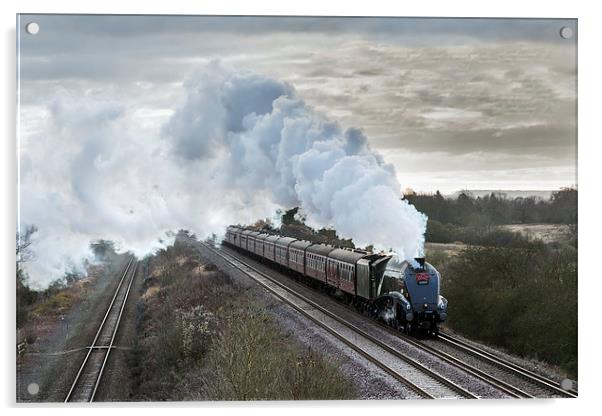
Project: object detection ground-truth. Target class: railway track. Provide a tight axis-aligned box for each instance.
[199,241,477,399]
[432,333,578,398]
[207,240,577,399]
[64,257,138,403]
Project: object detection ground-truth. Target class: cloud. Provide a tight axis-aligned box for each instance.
[18,19,576,192]
[17,16,578,284]
[20,63,430,286]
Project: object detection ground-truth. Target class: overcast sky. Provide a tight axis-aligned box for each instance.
[16,15,578,285]
[19,15,577,194]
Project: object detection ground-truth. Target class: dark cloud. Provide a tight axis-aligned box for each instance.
[375,124,575,158]
[18,14,577,194]
[19,14,576,42]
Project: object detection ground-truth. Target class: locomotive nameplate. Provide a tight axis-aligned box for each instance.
[416,273,430,285]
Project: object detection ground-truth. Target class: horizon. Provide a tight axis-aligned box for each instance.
[408,185,576,197]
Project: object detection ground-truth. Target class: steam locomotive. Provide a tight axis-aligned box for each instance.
[224,226,448,335]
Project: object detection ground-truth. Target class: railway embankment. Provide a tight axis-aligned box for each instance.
[127,238,358,400]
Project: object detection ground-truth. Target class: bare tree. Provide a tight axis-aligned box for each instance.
[16,225,38,269]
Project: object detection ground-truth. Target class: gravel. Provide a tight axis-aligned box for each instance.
[195,241,420,400]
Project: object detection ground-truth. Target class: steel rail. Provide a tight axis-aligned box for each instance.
[201,241,477,399]
[90,260,138,401]
[64,257,137,402]
[437,332,577,398]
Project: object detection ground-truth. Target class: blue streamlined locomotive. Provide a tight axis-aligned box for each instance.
[224,226,447,335]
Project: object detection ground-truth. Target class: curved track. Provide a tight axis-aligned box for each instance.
[65,257,138,402]
[207,239,577,399]
[200,241,477,399]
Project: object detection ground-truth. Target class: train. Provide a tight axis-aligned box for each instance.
[223,226,448,335]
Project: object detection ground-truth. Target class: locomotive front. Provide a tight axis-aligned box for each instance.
[381,256,448,335]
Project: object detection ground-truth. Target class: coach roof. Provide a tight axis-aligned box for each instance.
[256,233,270,241]
[306,244,336,257]
[328,248,368,264]
[290,240,313,250]
[265,235,280,243]
[274,236,297,247]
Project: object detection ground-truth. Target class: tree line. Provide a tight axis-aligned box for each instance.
[405,188,577,226]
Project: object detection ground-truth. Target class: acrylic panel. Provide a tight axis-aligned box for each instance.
[16,15,577,402]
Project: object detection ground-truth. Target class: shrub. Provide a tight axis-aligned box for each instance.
[443,244,577,377]
[209,304,354,400]
[177,306,214,361]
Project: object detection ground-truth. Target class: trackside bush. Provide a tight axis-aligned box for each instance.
[209,303,354,400]
[443,244,577,377]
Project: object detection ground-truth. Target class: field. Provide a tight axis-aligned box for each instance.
[502,224,572,244]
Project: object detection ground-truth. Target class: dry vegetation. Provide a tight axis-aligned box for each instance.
[130,241,355,401]
[502,224,572,244]
[17,265,103,350]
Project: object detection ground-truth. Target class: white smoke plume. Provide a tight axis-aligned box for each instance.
[19,61,427,286]
[164,61,428,259]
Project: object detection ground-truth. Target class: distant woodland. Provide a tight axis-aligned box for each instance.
[406,188,577,246]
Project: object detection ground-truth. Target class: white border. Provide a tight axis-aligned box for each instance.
[2,1,599,415]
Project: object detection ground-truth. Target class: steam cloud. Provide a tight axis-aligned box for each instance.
[20,61,427,286]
